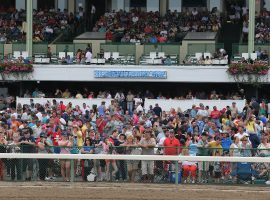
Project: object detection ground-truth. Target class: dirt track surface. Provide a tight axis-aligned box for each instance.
[0,182,269,200]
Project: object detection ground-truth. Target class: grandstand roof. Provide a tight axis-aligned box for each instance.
[184,32,217,41]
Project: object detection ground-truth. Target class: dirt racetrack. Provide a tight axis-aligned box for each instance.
[0,182,269,200]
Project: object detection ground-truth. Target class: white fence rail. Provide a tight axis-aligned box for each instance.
[0,153,269,163]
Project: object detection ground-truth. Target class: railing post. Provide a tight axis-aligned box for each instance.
[70,159,75,182]
[175,161,179,185]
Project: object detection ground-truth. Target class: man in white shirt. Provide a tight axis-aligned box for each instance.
[81,103,90,115]
[197,104,209,117]
[234,126,249,142]
[85,50,92,63]
[136,103,144,113]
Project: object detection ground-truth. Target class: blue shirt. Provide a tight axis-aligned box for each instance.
[83,146,94,153]
[189,142,198,156]
[221,138,232,151]
[98,105,105,116]
[190,109,197,118]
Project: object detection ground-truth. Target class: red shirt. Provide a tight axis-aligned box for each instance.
[106,31,113,40]
[210,110,221,119]
[96,118,106,134]
[58,104,66,112]
[52,132,62,146]
[163,137,180,155]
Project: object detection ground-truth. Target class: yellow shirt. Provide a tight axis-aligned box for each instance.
[246,121,255,133]
[208,141,223,156]
[76,131,83,147]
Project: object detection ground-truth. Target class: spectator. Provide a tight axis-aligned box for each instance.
[58,132,72,182]
[81,137,94,181]
[139,130,156,183]
[19,128,35,181]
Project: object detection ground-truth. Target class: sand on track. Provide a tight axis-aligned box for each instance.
[0,182,269,200]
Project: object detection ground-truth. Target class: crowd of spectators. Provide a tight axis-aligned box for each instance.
[184,48,228,65]
[0,7,83,43]
[0,90,269,184]
[242,7,270,43]
[93,8,222,43]
[22,88,245,101]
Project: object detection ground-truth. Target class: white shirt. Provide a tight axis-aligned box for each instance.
[234,132,249,140]
[91,5,96,14]
[136,104,144,113]
[85,51,92,63]
[197,109,209,117]
[242,26,249,33]
[36,112,42,121]
[21,112,30,121]
[81,107,90,115]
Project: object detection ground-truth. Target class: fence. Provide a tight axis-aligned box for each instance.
[143,44,180,56]
[100,43,136,56]
[187,43,224,55]
[0,145,269,185]
[12,43,49,55]
[232,43,270,56]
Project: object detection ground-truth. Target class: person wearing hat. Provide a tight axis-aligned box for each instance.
[163,129,180,156]
[197,131,210,183]
[239,136,252,157]
[139,130,156,183]
[37,133,49,181]
[245,114,259,150]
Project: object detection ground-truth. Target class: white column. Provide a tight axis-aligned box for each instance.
[16,0,26,10]
[68,0,75,14]
[168,0,181,12]
[124,0,130,11]
[208,0,222,11]
[57,0,68,11]
[112,0,125,11]
[33,0,37,10]
[160,0,167,16]
[147,0,159,12]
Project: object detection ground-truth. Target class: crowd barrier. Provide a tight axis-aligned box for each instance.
[0,152,269,184]
[16,97,246,112]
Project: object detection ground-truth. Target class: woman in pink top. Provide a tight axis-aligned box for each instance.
[58,133,72,182]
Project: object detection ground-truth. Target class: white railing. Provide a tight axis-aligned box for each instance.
[1,153,269,163]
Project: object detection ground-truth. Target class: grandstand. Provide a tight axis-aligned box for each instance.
[0,1,270,199]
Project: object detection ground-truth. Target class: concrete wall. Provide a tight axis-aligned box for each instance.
[3,64,263,84]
